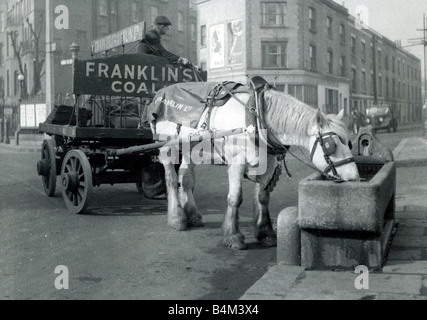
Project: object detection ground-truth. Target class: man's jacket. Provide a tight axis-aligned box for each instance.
[137,29,180,64]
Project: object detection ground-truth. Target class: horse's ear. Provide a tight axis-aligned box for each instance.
[337,109,344,120]
[316,109,326,128]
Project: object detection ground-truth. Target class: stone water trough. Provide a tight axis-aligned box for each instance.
[277,127,396,271]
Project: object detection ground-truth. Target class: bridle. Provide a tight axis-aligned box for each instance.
[309,131,356,182]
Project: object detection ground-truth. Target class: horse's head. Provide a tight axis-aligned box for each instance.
[308,109,360,182]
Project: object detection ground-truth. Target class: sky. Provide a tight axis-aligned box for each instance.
[333,0,427,71]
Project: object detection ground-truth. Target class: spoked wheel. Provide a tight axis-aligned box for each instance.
[61,150,93,214]
[37,139,57,197]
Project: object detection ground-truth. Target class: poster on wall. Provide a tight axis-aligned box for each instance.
[209,24,225,69]
[227,19,243,65]
[20,103,48,128]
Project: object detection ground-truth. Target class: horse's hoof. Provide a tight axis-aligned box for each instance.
[223,235,248,250]
[187,216,204,228]
[256,231,277,247]
[259,236,277,247]
[169,219,187,231]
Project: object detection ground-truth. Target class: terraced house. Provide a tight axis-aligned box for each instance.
[196,0,423,124]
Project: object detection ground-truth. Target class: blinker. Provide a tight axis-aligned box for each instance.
[322,136,336,156]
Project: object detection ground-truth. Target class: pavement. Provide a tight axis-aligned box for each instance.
[2,129,427,300]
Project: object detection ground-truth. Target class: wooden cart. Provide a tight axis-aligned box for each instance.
[37,51,206,214]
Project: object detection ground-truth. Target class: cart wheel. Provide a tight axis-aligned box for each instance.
[37,139,57,197]
[61,150,93,214]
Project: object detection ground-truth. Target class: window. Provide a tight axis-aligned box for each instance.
[304,85,318,108]
[191,23,196,41]
[0,11,4,32]
[110,1,117,14]
[150,6,159,25]
[352,68,357,91]
[340,56,346,76]
[288,85,303,101]
[392,56,395,73]
[392,79,396,97]
[378,75,383,96]
[288,84,318,108]
[362,71,366,93]
[377,50,382,69]
[132,1,139,22]
[327,16,332,37]
[288,85,318,108]
[309,7,316,32]
[261,2,287,26]
[0,77,4,99]
[339,23,345,44]
[385,54,389,70]
[351,36,356,55]
[309,45,316,71]
[177,12,184,31]
[200,25,207,47]
[99,0,108,16]
[386,77,389,98]
[0,43,3,66]
[325,89,338,114]
[276,84,285,92]
[327,50,333,74]
[361,41,366,61]
[76,31,88,53]
[262,42,287,69]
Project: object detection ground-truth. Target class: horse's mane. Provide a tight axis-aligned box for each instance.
[263,89,349,143]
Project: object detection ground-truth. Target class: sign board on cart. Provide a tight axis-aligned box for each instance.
[20,103,48,128]
[91,22,146,55]
[73,54,207,98]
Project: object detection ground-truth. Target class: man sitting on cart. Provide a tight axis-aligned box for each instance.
[137,16,191,67]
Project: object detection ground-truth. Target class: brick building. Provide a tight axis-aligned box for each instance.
[196,0,423,124]
[0,0,198,108]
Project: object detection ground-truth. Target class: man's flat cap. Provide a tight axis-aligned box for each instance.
[154,16,172,25]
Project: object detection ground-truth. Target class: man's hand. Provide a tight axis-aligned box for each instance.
[178,57,191,67]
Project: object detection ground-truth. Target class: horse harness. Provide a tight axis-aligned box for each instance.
[215,77,355,183]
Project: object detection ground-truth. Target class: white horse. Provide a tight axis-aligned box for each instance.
[149,85,359,250]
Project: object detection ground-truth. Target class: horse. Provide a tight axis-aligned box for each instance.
[148,83,360,250]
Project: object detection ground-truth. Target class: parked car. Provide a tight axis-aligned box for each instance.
[365,104,398,133]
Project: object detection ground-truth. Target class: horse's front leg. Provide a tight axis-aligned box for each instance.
[178,162,203,227]
[159,146,187,231]
[223,162,247,250]
[254,183,277,247]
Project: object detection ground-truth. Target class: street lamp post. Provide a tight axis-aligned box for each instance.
[0,94,4,143]
[18,74,25,100]
[14,74,25,145]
